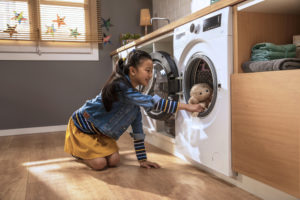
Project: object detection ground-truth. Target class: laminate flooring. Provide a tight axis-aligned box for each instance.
[0,132,261,200]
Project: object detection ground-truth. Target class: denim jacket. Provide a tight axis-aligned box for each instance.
[76,78,161,141]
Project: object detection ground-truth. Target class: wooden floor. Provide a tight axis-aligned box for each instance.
[0,132,261,200]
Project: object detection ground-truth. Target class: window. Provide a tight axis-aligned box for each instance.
[0,0,102,60]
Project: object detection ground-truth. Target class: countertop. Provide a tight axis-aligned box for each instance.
[110,0,245,56]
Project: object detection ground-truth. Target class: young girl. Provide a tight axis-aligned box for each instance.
[64,50,204,170]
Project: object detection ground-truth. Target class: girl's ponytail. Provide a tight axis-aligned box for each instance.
[101,58,128,112]
[102,50,152,111]
[116,58,125,75]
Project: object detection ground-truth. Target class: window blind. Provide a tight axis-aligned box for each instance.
[0,0,32,40]
[0,0,102,43]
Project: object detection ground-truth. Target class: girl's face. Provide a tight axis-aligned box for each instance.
[129,58,153,87]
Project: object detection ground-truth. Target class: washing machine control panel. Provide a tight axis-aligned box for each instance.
[173,6,232,59]
[203,14,222,32]
[188,13,222,34]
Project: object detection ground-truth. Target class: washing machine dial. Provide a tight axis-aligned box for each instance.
[190,23,195,33]
[194,24,200,34]
[190,23,200,34]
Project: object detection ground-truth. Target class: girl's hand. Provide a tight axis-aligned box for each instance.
[186,104,204,112]
[139,160,161,169]
[178,103,204,113]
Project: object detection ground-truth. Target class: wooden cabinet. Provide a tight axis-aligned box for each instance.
[231,71,300,198]
[231,1,300,198]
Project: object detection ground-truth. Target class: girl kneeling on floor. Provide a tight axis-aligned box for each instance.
[64,50,204,170]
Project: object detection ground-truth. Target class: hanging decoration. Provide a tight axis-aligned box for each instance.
[45,24,56,36]
[52,14,66,28]
[101,18,113,31]
[4,24,18,37]
[69,28,80,39]
[103,33,112,45]
[11,11,27,24]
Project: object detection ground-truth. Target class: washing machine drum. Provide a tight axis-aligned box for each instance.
[142,51,179,121]
[183,53,218,118]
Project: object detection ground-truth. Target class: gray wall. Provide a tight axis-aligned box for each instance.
[0,0,152,130]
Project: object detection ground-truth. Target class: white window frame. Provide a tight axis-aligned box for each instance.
[0,42,99,60]
[0,0,99,61]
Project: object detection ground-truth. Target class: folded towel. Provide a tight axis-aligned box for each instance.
[251,51,296,61]
[242,58,300,72]
[280,60,300,70]
[252,43,296,52]
[251,43,296,61]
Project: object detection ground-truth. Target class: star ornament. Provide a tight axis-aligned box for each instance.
[4,24,18,38]
[52,14,66,28]
[11,11,27,24]
[69,28,81,39]
[103,33,112,45]
[101,18,113,31]
[45,24,56,36]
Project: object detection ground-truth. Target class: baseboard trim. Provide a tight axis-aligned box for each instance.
[0,125,67,136]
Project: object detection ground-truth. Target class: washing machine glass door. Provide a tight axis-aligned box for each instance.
[141,51,179,121]
[183,52,218,118]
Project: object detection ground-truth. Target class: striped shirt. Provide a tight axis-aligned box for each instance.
[134,139,147,161]
[135,99,178,161]
[72,98,179,161]
[154,99,178,114]
[72,110,102,135]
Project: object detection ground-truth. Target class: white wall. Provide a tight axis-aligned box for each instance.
[152,0,211,30]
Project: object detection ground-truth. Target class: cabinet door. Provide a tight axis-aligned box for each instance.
[231,70,300,198]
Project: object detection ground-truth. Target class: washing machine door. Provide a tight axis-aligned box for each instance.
[183,52,218,118]
[142,51,179,121]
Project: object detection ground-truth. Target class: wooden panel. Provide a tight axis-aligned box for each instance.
[110,0,245,56]
[0,135,30,200]
[231,70,300,198]
[234,12,300,73]
[233,5,239,74]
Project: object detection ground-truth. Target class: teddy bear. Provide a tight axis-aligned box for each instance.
[188,83,212,117]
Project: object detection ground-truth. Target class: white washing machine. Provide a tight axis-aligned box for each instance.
[173,6,233,176]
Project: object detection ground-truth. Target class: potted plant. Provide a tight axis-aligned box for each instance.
[121,33,141,45]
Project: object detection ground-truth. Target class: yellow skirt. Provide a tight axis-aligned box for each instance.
[64,118,119,159]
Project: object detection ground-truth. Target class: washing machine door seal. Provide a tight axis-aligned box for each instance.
[141,51,179,121]
[183,52,218,118]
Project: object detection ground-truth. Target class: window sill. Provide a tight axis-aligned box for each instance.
[0,42,99,61]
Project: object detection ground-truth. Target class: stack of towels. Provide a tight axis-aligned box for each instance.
[251,43,296,61]
[242,42,300,73]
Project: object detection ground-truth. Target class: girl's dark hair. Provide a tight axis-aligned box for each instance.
[102,50,152,111]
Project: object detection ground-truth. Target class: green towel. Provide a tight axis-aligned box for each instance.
[252,43,296,52]
[251,43,296,61]
[251,50,296,61]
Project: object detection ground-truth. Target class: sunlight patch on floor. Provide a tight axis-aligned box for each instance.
[22,157,74,167]
[23,157,174,200]
[119,150,135,155]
